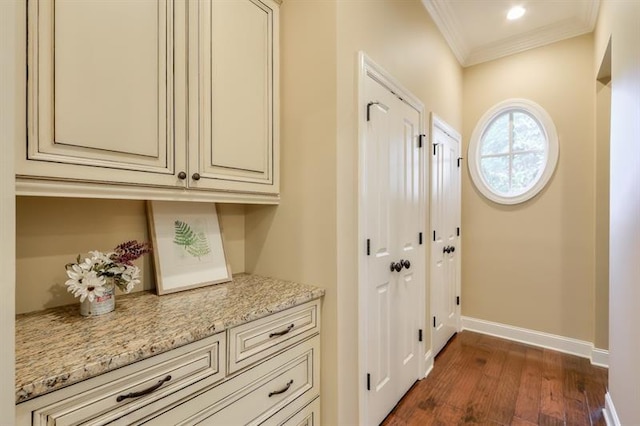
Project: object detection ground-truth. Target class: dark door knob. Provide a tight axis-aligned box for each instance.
[192,172,201,181]
[401,259,411,269]
[177,171,187,180]
[390,262,403,272]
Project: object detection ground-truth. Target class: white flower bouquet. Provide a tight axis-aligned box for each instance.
[65,240,152,302]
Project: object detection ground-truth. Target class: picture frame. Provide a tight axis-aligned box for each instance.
[146,201,232,295]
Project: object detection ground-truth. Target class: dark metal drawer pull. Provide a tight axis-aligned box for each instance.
[116,375,172,402]
[269,324,294,338]
[268,379,294,397]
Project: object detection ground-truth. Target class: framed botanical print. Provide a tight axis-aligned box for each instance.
[147,201,232,294]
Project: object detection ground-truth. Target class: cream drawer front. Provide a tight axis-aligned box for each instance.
[262,397,320,426]
[25,333,225,426]
[228,300,319,374]
[145,336,319,426]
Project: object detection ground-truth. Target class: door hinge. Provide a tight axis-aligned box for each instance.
[433,316,436,328]
[366,373,371,391]
[418,134,425,148]
[456,296,460,306]
[419,329,423,342]
[457,227,460,237]
[366,239,370,256]
[433,231,436,242]
[457,157,464,167]
[366,102,380,121]
[419,232,423,245]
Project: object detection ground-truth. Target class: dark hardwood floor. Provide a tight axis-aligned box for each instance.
[381,331,608,426]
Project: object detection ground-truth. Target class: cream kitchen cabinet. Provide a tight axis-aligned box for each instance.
[16,299,321,425]
[18,0,279,203]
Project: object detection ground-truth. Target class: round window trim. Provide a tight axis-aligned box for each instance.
[468,99,559,205]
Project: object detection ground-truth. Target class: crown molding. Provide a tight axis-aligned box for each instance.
[421,0,468,65]
[465,17,594,66]
[422,0,600,67]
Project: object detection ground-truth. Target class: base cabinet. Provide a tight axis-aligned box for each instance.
[145,337,318,425]
[16,300,320,426]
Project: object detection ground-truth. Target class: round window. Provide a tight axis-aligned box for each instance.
[468,99,559,204]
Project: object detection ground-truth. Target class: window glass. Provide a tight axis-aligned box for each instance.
[468,100,558,205]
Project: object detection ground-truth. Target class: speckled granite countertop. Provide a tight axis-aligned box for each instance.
[15,274,324,404]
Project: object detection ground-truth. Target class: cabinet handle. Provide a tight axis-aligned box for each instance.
[268,379,294,397]
[192,172,201,181]
[269,324,294,338]
[116,375,171,402]
[177,171,187,180]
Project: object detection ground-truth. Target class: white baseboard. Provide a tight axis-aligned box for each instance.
[604,392,621,426]
[461,316,609,368]
[591,347,609,368]
[423,350,434,378]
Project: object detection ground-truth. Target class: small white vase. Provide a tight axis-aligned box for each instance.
[80,285,115,317]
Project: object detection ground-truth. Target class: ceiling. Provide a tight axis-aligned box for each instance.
[422,0,600,67]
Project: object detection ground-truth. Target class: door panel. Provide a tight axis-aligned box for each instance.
[191,0,275,191]
[26,0,178,182]
[363,84,396,423]
[363,75,423,426]
[374,282,391,392]
[431,122,461,357]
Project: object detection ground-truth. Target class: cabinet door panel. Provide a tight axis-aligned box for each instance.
[24,0,182,186]
[191,0,278,193]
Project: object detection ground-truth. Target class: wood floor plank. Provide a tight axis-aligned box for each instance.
[461,370,500,424]
[478,334,511,378]
[381,331,607,426]
[562,353,589,425]
[442,342,488,410]
[431,403,465,426]
[538,412,566,426]
[583,360,608,425]
[540,349,566,422]
[488,342,527,424]
[514,346,544,423]
[511,416,538,426]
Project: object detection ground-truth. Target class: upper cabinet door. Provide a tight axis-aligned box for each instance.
[189,0,279,194]
[22,0,186,187]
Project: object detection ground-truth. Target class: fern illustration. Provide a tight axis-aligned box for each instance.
[173,220,211,259]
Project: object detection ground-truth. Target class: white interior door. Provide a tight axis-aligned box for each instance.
[362,72,424,426]
[430,116,461,357]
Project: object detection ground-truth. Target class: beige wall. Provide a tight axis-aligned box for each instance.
[16,198,246,314]
[245,1,462,424]
[462,34,596,342]
[335,1,462,424]
[1,0,19,418]
[595,80,610,350]
[244,0,339,423]
[595,0,640,422]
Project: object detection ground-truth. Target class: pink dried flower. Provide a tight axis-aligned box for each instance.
[110,240,152,266]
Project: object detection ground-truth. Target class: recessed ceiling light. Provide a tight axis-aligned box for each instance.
[507,6,526,20]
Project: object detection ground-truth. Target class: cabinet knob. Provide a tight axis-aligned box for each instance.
[192,173,201,181]
[401,259,411,270]
[177,171,187,180]
[450,246,455,253]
